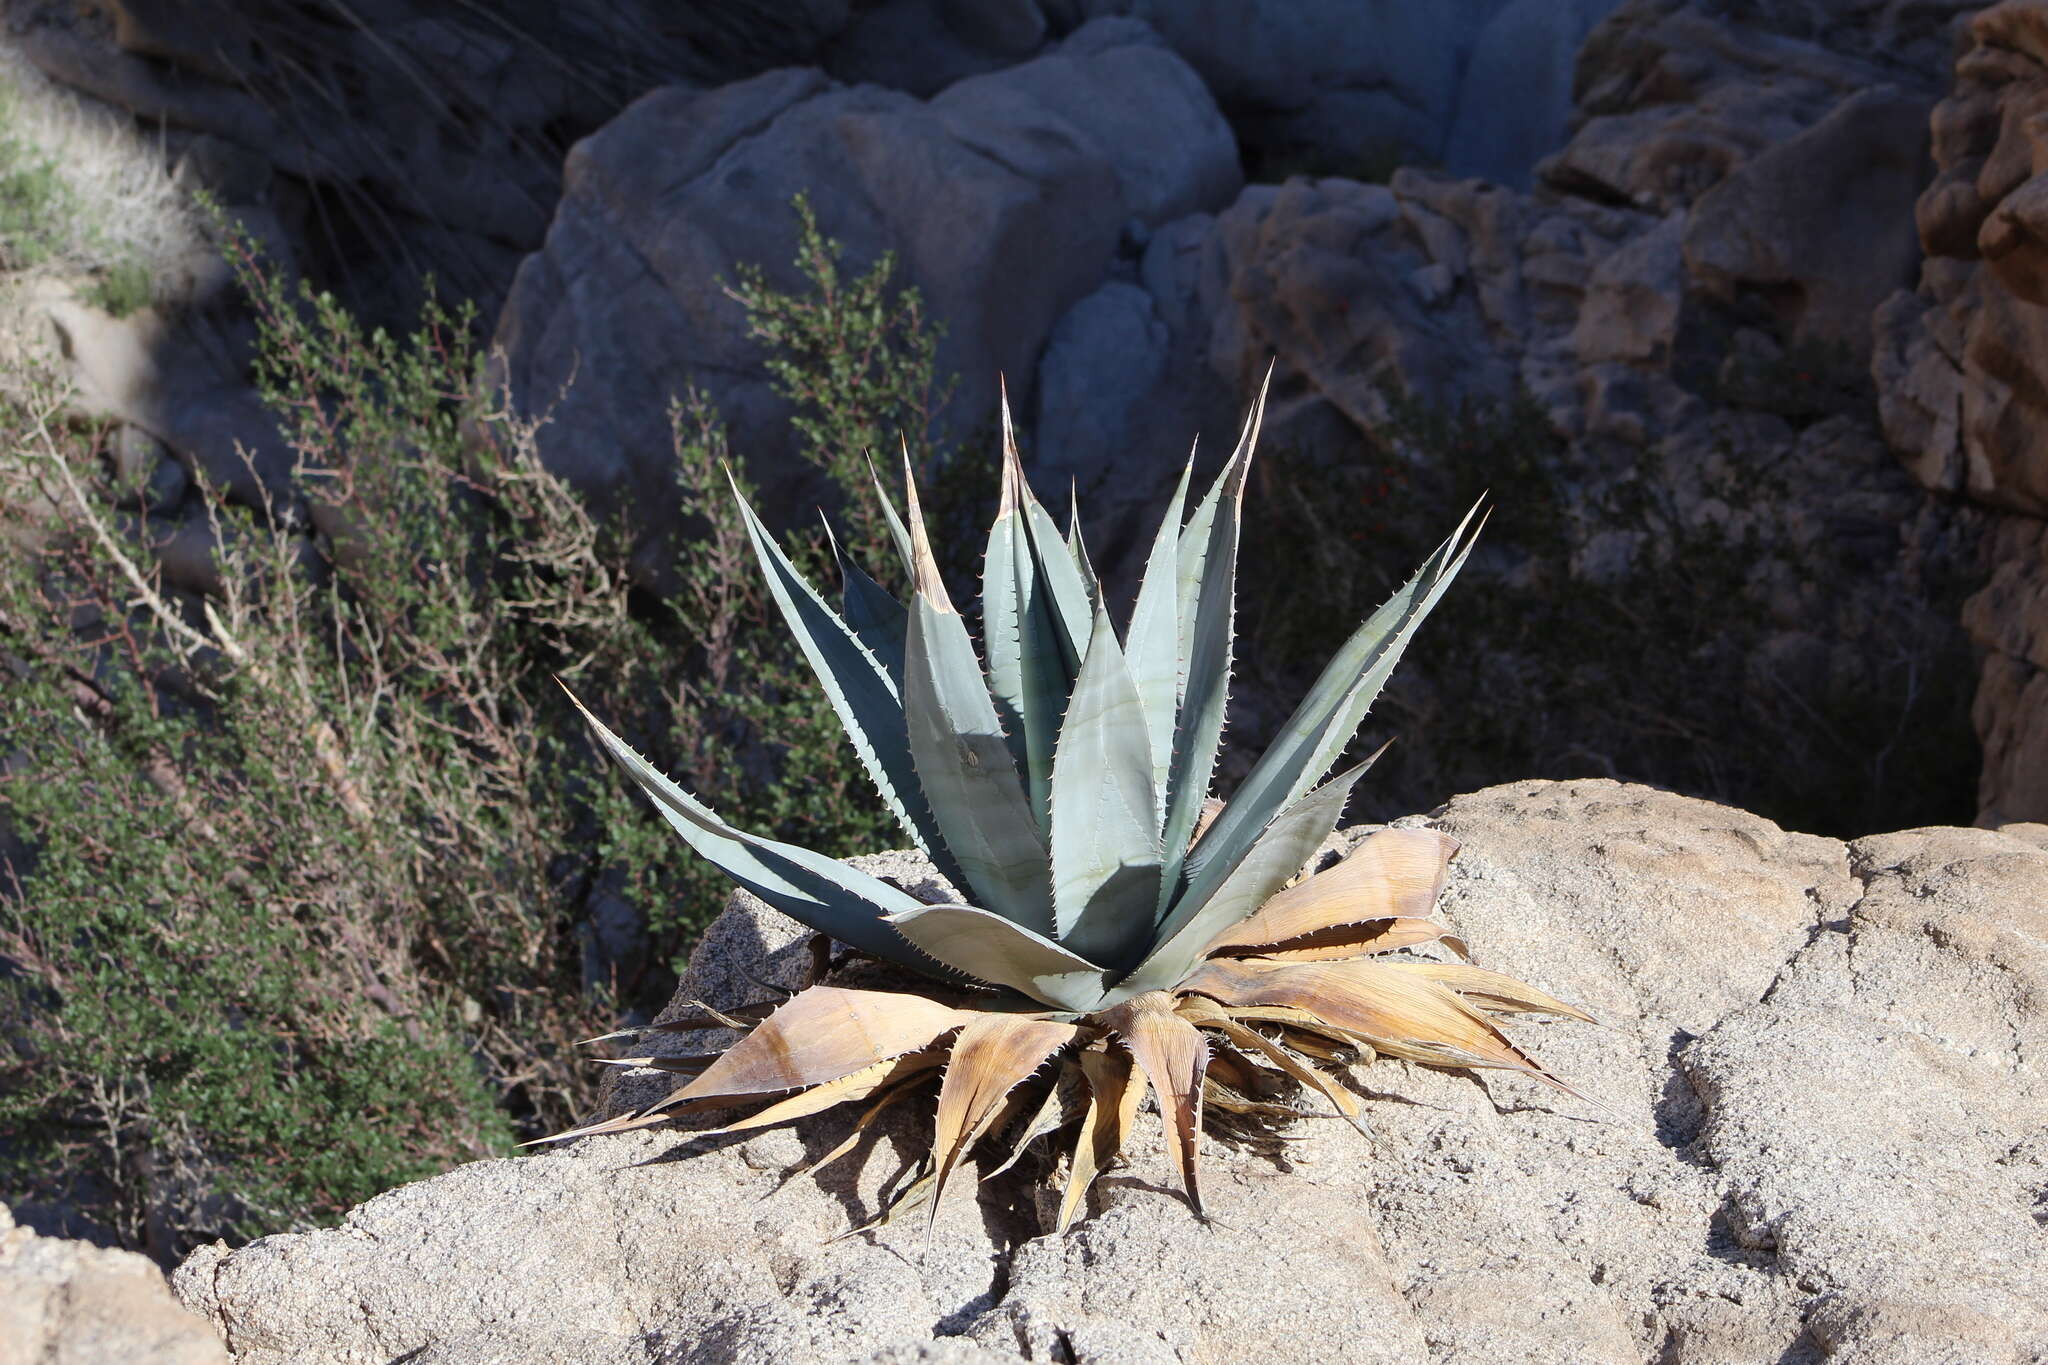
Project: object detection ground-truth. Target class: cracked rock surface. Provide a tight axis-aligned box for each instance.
[171,780,2048,1364]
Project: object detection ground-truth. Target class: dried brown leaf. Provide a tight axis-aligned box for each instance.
[693,1049,947,1140]
[1178,996,1370,1134]
[668,985,972,1106]
[1101,990,1209,1218]
[1391,962,1598,1023]
[1204,828,1458,955]
[1058,1046,1142,1233]
[927,1014,1084,1230]
[1180,957,1575,1092]
[985,1062,1086,1181]
[1223,916,1464,963]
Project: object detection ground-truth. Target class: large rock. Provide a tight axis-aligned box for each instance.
[1444,0,1628,188]
[493,19,1238,582]
[1200,0,1960,462]
[1682,84,1932,356]
[1962,516,2048,825]
[172,781,2048,1363]
[1184,0,1978,832]
[1064,1,1510,174]
[1875,0,2048,823]
[1061,0,1623,187]
[1175,0,1979,526]
[2,1204,226,1365]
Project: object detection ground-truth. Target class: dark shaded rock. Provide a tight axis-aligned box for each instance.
[493,21,1238,583]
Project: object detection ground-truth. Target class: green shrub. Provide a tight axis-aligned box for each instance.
[0,126,67,270]
[81,259,153,317]
[0,202,951,1258]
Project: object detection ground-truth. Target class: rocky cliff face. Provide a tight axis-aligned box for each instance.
[165,781,2048,1364]
[1192,0,1984,829]
[1877,0,2048,826]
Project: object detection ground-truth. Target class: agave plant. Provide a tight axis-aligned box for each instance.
[549,380,1590,1233]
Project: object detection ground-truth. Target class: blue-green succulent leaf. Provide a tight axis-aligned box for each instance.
[1064,480,1103,616]
[982,433,1069,834]
[822,516,908,687]
[886,903,1110,1011]
[562,684,946,977]
[994,390,1093,678]
[1156,373,1269,915]
[1184,504,1482,891]
[1022,490,1092,676]
[1050,604,1164,971]
[899,457,1055,932]
[1109,758,1370,1003]
[867,451,917,580]
[1124,457,1192,823]
[731,483,958,884]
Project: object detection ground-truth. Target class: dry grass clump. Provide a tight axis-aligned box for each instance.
[0,46,202,314]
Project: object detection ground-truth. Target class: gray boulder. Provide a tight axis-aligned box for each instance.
[173,781,2048,1363]
[1187,0,1978,828]
[493,19,1238,582]
[1444,0,1627,188]
[1683,84,1933,357]
[1073,0,1507,175]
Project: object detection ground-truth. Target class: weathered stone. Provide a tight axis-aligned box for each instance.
[1066,1,1504,173]
[1963,517,2048,826]
[1573,209,1686,364]
[1683,85,1933,353]
[1877,0,2048,822]
[1445,0,1628,188]
[2,1205,226,1365]
[173,781,2048,1364]
[15,289,294,511]
[1188,1,1976,836]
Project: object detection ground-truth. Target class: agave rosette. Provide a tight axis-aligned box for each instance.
[550,378,1590,1232]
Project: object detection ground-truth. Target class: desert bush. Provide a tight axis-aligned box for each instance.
[0,205,949,1259]
[1240,387,1978,838]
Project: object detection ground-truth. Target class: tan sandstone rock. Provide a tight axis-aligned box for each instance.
[172,781,2048,1364]
[1876,0,2048,824]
